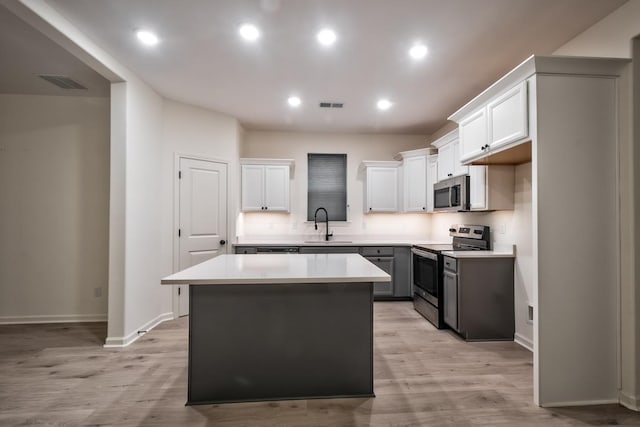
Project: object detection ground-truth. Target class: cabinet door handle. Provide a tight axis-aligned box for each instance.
[265,206,268,210]
[220,240,226,245]
[369,207,372,211]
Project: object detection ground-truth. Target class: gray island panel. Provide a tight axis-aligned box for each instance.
[188,281,373,404]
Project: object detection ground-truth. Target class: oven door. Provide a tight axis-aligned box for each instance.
[411,248,439,306]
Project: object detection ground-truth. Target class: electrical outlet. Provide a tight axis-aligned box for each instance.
[94,287,102,298]
[497,223,506,234]
[362,221,367,230]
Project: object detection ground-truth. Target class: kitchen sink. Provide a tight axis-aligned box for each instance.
[303,240,352,244]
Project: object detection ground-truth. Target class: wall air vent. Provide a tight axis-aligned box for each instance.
[38,74,87,90]
[319,101,344,108]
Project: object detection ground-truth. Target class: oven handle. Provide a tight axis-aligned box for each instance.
[411,248,438,261]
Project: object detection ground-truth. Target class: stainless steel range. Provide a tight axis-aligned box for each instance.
[411,224,490,328]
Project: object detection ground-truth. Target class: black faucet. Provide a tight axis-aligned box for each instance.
[314,207,333,241]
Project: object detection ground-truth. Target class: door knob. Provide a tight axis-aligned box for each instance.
[220,240,226,245]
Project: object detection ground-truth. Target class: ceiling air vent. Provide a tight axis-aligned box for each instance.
[38,74,88,90]
[319,101,344,108]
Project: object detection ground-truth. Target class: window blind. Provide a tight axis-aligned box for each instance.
[307,153,347,221]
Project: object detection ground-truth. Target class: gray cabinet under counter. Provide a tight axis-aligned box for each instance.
[443,255,514,341]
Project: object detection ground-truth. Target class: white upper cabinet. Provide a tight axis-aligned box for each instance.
[432,129,468,182]
[452,139,468,178]
[459,108,487,162]
[437,142,454,181]
[426,155,438,212]
[454,80,529,164]
[263,165,290,211]
[403,156,427,212]
[395,148,433,213]
[240,159,293,212]
[487,81,528,150]
[361,161,400,213]
[241,164,266,211]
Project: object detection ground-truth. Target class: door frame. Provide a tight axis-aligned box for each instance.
[172,153,230,318]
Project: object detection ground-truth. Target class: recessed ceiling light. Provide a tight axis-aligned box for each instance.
[239,24,260,41]
[136,30,159,46]
[377,99,392,111]
[317,28,337,46]
[409,44,428,60]
[288,96,301,107]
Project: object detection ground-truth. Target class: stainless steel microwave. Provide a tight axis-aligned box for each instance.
[433,175,470,212]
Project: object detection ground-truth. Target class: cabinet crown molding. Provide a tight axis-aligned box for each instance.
[360,160,401,170]
[430,129,459,149]
[393,147,436,161]
[448,55,629,123]
[240,158,294,167]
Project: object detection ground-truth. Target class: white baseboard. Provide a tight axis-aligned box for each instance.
[103,312,173,348]
[0,313,107,325]
[514,332,534,352]
[541,398,619,408]
[620,390,640,411]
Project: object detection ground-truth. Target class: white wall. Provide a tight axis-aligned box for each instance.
[0,94,110,323]
[119,80,169,340]
[429,163,533,348]
[161,99,242,314]
[554,0,640,58]
[240,131,431,239]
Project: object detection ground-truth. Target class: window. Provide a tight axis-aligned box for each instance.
[307,153,347,221]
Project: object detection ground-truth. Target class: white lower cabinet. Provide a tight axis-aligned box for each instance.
[468,165,515,211]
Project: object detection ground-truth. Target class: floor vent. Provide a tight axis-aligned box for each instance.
[319,101,344,108]
[38,74,88,90]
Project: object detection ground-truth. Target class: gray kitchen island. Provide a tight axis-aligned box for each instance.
[161,253,390,405]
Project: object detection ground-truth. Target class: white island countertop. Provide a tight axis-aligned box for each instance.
[161,253,391,285]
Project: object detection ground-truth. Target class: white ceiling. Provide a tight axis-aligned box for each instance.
[6,0,628,134]
[0,4,110,97]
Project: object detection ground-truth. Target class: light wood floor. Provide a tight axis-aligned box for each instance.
[1,302,639,426]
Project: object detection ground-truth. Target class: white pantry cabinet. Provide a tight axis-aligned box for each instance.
[240,159,293,212]
[431,129,467,182]
[361,161,400,213]
[449,55,630,405]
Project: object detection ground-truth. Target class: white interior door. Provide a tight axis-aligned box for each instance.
[177,157,228,316]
